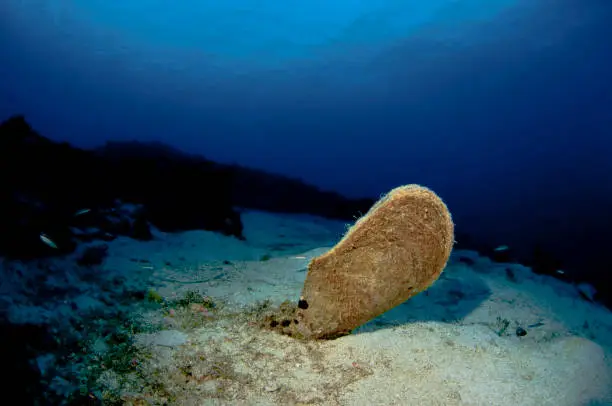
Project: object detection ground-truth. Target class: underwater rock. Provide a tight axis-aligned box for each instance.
[76,244,109,267]
[451,249,480,266]
[0,115,243,258]
[0,115,375,259]
[0,322,55,402]
[529,244,564,277]
[577,282,597,302]
[131,212,153,241]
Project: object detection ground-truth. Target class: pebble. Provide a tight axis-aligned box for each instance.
[264,384,280,392]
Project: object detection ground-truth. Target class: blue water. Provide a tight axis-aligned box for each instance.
[2,1,612,404]
[1,0,611,278]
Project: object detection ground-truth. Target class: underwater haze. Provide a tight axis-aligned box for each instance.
[1,0,612,274]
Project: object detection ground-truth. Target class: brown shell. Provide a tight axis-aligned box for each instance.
[292,184,454,339]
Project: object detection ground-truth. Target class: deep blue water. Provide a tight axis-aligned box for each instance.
[1,0,611,276]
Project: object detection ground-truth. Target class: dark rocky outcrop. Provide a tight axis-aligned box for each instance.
[0,115,374,260]
[0,322,55,403]
[0,115,244,259]
[96,140,376,222]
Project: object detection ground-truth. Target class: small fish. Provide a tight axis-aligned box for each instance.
[494,245,509,252]
[527,322,545,328]
[40,233,58,249]
[73,208,91,216]
[556,269,565,275]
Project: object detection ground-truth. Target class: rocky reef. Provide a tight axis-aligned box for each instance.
[0,115,374,261]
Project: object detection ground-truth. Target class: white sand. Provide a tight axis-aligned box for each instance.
[103,210,612,405]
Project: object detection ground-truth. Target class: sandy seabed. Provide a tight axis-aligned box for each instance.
[4,210,611,405]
